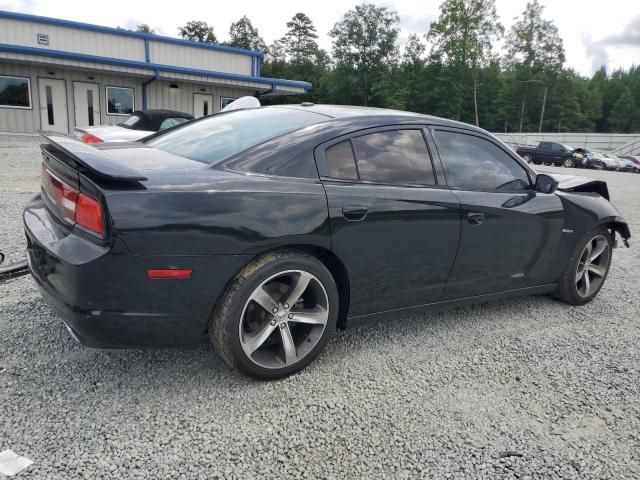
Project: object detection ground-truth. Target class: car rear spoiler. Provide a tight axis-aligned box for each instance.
[39,131,148,182]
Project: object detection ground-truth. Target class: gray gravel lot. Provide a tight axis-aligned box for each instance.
[1,134,639,479]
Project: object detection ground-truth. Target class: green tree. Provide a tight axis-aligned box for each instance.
[426,0,503,125]
[178,21,217,44]
[228,15,267,52]
[505,0,565,74]
[609,87,639,133]
[283,13,320,63]
[329,3,400,106]
[136,24,155,34]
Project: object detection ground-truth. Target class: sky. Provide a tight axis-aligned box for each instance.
[1,0,639,76]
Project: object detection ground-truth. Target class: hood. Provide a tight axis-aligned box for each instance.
[546,173,609,200]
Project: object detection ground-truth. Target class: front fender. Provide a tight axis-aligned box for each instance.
[557,191,630,241]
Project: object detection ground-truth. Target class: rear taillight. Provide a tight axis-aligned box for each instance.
[41,167,105,235]
[81,132,103,144]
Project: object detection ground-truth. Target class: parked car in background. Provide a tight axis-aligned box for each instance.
[515,142,586,167]
[590,152,625,171]
[620,156,640,173]
[26,104,630,379]
[75,109,194,144]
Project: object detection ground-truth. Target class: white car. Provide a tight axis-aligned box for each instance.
[74,109,193,144]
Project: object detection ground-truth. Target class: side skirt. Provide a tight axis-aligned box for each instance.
[345,283,557,329]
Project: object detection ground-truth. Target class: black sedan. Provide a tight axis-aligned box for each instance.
[25,105,631,379]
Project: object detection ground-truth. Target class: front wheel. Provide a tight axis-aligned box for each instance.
[522,154,532,163]
[210,251,339,379]
[552,227,613,305]
[563,157,575,168]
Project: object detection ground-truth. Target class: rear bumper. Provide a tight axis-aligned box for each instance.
[24,195,250,348]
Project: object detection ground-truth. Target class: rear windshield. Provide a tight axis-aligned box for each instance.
[146,107,328,164]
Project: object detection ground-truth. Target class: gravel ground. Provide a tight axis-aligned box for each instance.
[1,134,639,479]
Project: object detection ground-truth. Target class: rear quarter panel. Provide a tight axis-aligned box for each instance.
[105,169,331,255]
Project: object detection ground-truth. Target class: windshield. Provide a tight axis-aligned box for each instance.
[118,114,143,129]
[147,107,328,164]
[561,144,575,151]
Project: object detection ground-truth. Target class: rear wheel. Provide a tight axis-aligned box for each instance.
[552,227,613,305]
[210,251,339,379]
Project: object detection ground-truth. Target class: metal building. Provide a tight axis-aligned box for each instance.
[0,11,311,134]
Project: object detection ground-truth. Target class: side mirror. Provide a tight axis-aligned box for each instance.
[535,173,558,194]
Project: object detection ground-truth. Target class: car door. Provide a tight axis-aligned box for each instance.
[316,126,461,317]
[430,127,565,299]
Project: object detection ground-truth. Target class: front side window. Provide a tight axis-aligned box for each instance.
[147,107,327,164]
[106,86,134,115]
[159,117,189,131]
[0,75,31,108]
[435,131,530,191]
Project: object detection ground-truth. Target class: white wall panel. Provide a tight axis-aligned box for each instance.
[149,41,253,76]
[0,19,146,62]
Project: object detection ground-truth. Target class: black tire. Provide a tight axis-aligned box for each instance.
[523,154,532,163]
[209,251,339,379]
[552,226,613,305]
[563,157,575,168]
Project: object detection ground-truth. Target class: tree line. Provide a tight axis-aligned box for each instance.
[138,1,640,133]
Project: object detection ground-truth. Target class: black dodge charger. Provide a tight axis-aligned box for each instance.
[24,104,631,378]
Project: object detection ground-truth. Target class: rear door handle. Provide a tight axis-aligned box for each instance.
[342,205,368,222]
[467,212,485,225]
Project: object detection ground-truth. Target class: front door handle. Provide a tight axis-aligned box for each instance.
[342,205,368,222]
[467,212,485,225]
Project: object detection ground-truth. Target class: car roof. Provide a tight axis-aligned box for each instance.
[268,104,484,133]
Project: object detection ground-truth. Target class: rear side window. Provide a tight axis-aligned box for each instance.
[325,129,435,185]
[326,141,358,179]
[434,131,531,191]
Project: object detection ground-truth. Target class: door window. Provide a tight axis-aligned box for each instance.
[434,131,530,191]
[325,130,435,185]
[159,117,189,131]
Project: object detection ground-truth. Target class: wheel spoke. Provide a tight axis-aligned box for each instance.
[280,323,297,365]
[243,322,277,354]
[289,308,328,325]
[590,239,608,262]
[583,271,591,296]
[575,264,586,283]
[250,286,279,314]
[584,240,593,261]
[588,264,606,277]
[282,272,312,307]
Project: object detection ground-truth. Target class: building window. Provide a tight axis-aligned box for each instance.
[106,86,135,115]
[220,96,235,110]
[0,75,31,109]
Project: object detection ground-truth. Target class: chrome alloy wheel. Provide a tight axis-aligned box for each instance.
[239,270,329,369]
[575,235,610,298]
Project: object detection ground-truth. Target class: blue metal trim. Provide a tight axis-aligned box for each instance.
[141,69,159,109]
[144,38,150,62]
[0,43,311,90]
[0,10,264,58]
